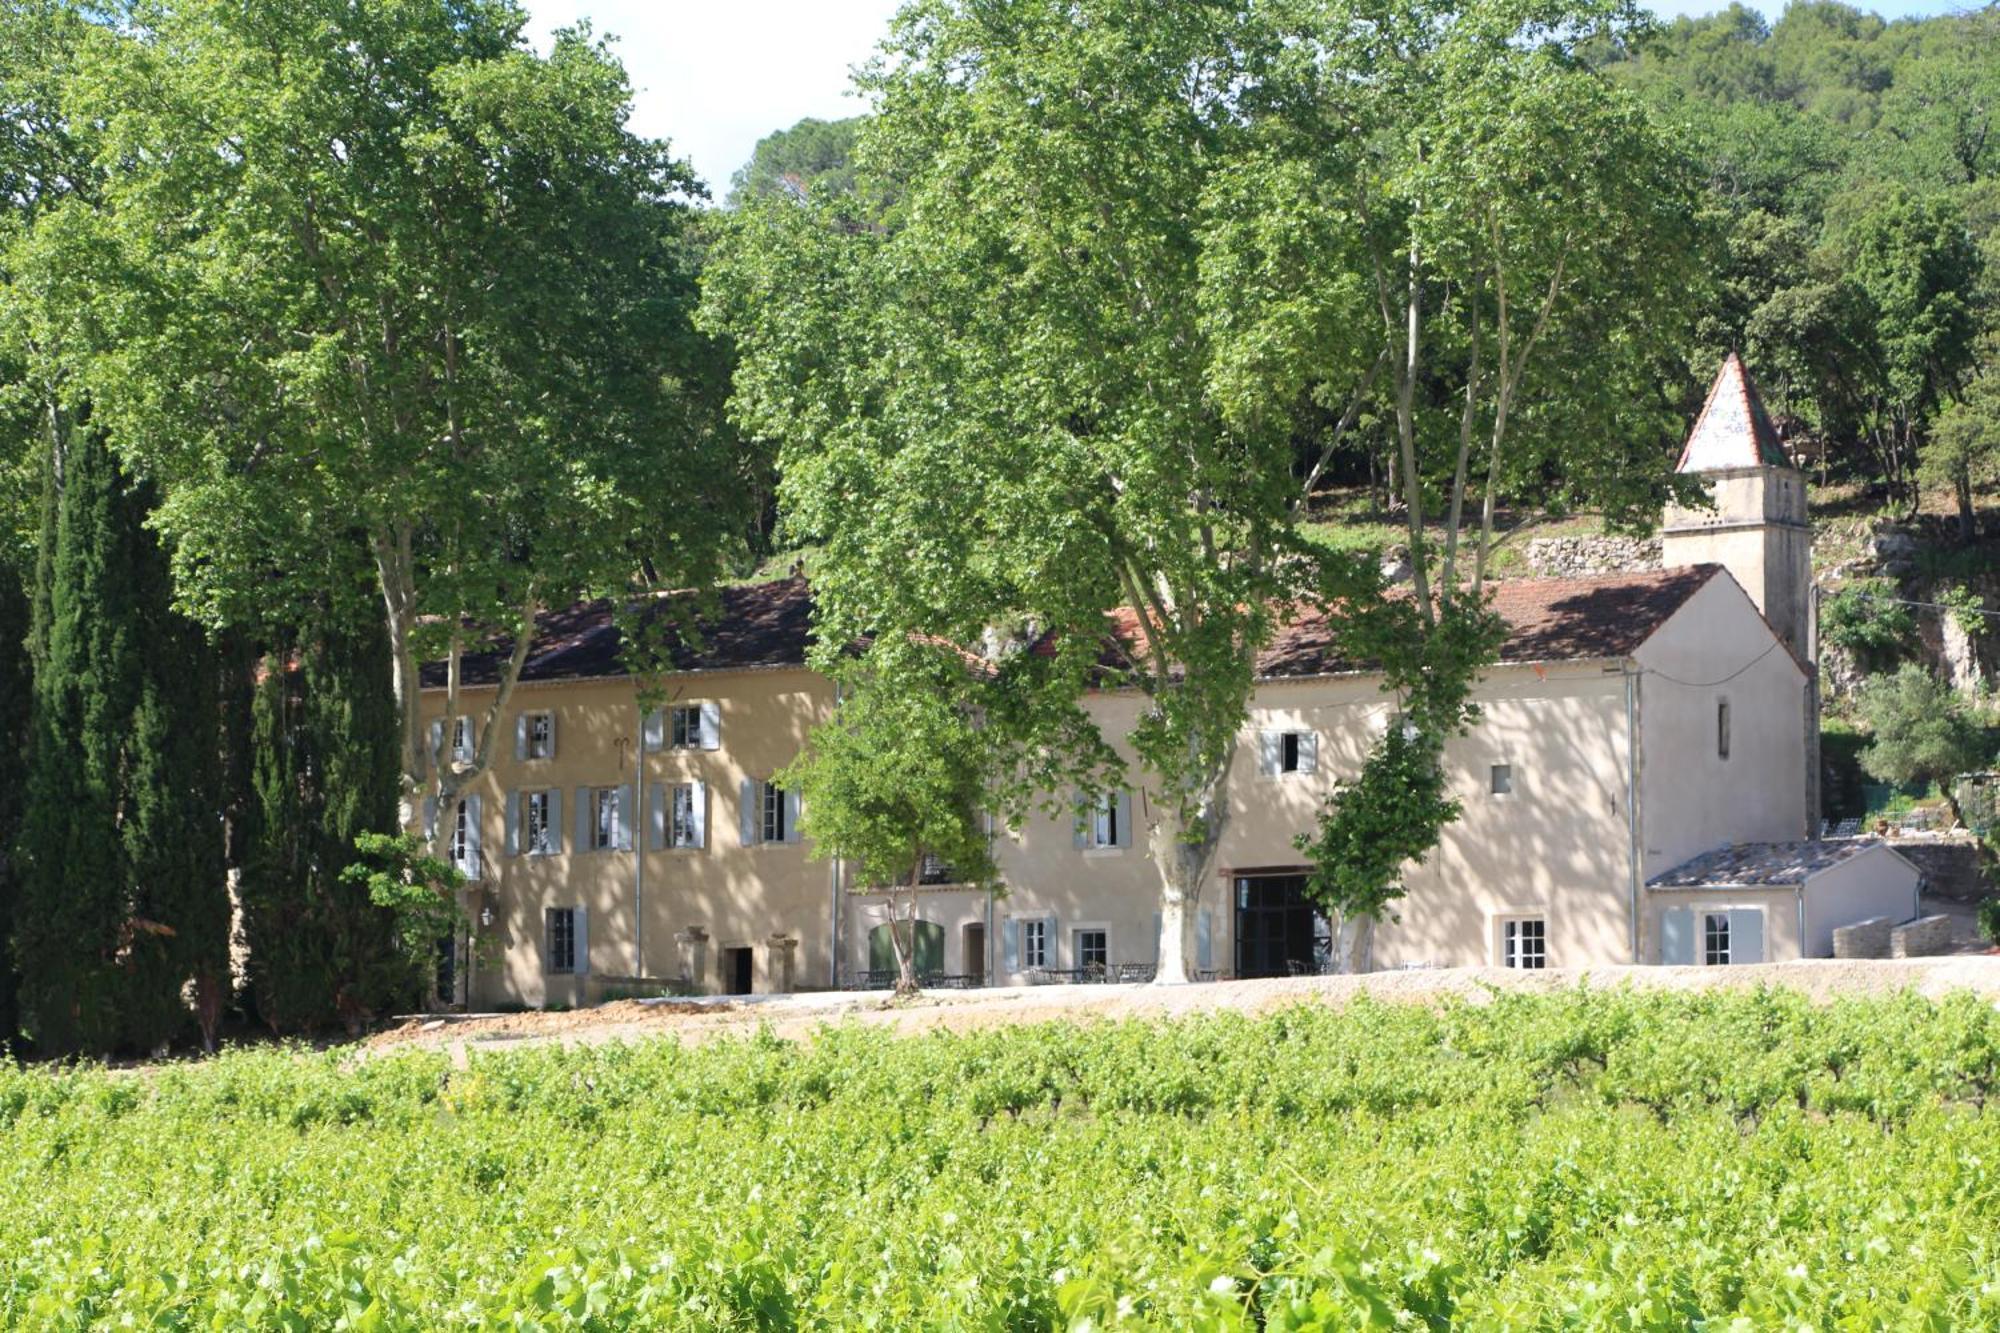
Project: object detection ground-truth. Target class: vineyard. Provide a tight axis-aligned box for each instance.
[4,988,2000,1327]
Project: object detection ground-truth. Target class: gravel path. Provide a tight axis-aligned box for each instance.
[365,952,2000,1059]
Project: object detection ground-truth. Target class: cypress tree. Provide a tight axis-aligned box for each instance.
[15,430,228,1054]
[0,564,30,1048]
[16,429,148,1053]
[239,593,404,1034]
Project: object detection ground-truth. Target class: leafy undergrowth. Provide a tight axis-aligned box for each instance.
[5,988,2000,1327]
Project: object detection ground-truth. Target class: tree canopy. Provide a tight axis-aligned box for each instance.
[7,0,755,835]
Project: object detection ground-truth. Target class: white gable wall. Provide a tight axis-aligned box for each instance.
[1633,571,1809,888]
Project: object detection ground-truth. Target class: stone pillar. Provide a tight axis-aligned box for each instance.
[765,933,798,994]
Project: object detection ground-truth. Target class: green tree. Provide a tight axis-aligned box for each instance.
[728,116,862,206]
[239,598,408,1034]
[709,0,1703,981]
[13,428,222,1054]
[1920,332,2000,541]
[0,564,28,1046]
[1857,664,1988,825]
[781,642,1001,994]
[15,0,751,855]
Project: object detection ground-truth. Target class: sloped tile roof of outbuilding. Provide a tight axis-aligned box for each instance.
[1649,838,1902,888]
[422,564,1723,689]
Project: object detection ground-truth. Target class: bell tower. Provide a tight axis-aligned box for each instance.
[1660,352,1812,660]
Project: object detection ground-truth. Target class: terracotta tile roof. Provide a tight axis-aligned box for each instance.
[1677,351,1790,472]
[1255,565,1723,678]
[418,576,814,690]
[1649,838,1904,888]
[422,565,1723,691]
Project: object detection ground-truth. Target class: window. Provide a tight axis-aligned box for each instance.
[761,781,788,844]
[1490,764,1513,796]
[1282,733,1302,773]
[1261,729,1316,776]
[669,783,700,849]
[917,852,956,885]
[1091,793,1118,848]
[1502,918,1546,970]
[450,799,472,872]
[591,787,621,852]
[1076,928,1108,971]
[523,790,553,855]
[450,716,473,762]
[546,907,578,974]
[1704,912,1731,966]
[1717,700,1731,761]
[670,704,703,749]
[523,712,553,760]
[1021,919,1048,969]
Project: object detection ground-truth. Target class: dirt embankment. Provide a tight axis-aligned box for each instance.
[364,955,2000,1059]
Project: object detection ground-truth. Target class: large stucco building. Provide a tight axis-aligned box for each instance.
[420,356,1919,1007]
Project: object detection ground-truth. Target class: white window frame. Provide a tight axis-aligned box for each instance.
[450,799,472,872]
[1020,917,1049,970]
[1090,793,1118,849]
[1500,917,1547,970]
[523,711,554,761]
[546,906,578,975]
[670,704,703,750]
[591,786,621,852]
[1703,910,1732,966]
[523,789,554,856]
[1073,925,1110,973]
[761,781,788,844]
[669,782,700,850]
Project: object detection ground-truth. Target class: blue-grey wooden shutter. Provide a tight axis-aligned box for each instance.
[615,785,634,852]
[784,788,803,844]
[428,720,443,765]
[1072,793,1088,850]
[506,792,521,856]
[1728,908,1764,964]
[700,701,721,750]
[575,907,590,977]
[648,783,666,851]
[740,779,759,846]
[1003,919,1019,974]
[1297,732,1318,774]
[1197,910,1213,971]
[514,714,528,761]
[463,795,482,879]
[690,781,707,849]
[546,788,564,855]
[1113,791,1133,848]
[1258,731,1281,776]
[574,786,592,853]
[642,709,664,752]
[1045,915,1059,967]
[1661,907,1693,965]
[545,711,556,759]
[421,796,437,841]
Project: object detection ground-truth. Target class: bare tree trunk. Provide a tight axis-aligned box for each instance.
[1332,913,1375,975]
[1151,743,1237,985]
[894,868,921,996]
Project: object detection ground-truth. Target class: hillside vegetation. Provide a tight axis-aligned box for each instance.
[5,988,2000,1326]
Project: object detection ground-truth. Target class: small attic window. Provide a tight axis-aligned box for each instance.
[1717,700,1731,762]
[1490,764,1513,796]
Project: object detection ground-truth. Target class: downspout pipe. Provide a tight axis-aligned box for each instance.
[634,693,645,980]
[1624,662,1642,965]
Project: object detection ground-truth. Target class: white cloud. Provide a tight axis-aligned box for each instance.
[524,0,903,200]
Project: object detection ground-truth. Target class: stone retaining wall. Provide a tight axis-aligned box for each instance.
[1890,838,1988,902]
[1892,915,1953,958]
[1523,535,1661,580]
[1833,916,1893,960]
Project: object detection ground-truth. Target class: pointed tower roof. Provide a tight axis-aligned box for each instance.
[1676,351,1790,472]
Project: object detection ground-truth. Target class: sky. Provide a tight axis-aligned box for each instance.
[524,0,1967,200]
